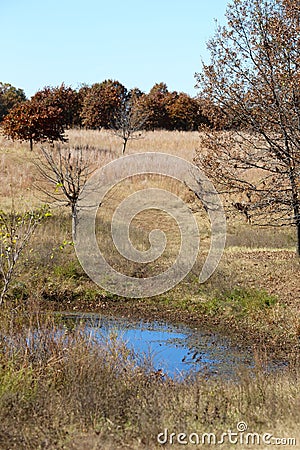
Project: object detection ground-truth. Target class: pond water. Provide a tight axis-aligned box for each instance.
[60,312,286,379]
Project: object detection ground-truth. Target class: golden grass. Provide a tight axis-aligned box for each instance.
[0,129,298,299]
[0,129,198,209]
[66,128,200,160]
[0,139,37,208]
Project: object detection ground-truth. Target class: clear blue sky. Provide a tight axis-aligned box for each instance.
[1,0,228,99]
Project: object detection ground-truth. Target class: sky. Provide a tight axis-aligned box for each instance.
[1,0,228,99]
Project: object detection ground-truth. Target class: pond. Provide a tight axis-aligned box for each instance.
[60,312,286,379]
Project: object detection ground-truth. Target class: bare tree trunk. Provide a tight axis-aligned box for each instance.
[0,263,15,304]
[72,203,78,241]
[289,166,300,256]
[296,220,300,257]
[122,138,128,155]
[0,277,10,305]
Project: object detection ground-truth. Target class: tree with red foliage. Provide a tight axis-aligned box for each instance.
[31,84,81,128]
[136,83,172,130]
[195,0,300,255]
[166,92,207,131]
[135,83,209,131]
[2,98,65,150]
[80,80,128,129]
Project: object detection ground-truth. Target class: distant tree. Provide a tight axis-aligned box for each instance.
[136,83,172,130]
[166,92,207,131]
[0,82,26,122]
[128,87,144,102]
[2,97,65,150]
[31,84,81,128]
[195,0,300,255]
[135,84,209,131]
[78,84,91,126]
[109,93,148,154]
[78,83,90,102]
[80,80,128,129]
[198,95,243,131]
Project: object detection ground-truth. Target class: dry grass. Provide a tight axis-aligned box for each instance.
[0,129,198,209]
[0,139,37,209]
[0,128,299,321]
[66,128,200,160]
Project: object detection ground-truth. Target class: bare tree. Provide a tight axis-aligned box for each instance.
[0,205,49,304]
[35,144,96,239]
[195,0,300,255]
[109,98,148,154]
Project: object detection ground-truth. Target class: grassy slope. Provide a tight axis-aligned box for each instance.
[0,130,299,449]
[1,129,298,355]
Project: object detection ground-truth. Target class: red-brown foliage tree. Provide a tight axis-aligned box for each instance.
[135,83,172,130]
[1,84,81,150]
[195,0,300,255]
[2,98,65,150]
[166,92,208,131]
[80,80,128,129]
[135,83,209,131]
[31,84,81,128]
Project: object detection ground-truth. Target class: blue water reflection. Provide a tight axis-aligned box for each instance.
[62,313,264,378]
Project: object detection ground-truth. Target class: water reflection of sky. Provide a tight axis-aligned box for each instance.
[91,325,202,377]
[62,314,260,379]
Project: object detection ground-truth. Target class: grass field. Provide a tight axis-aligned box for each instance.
[0,129,299,449]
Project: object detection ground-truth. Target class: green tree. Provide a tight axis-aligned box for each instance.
[0,82,26,122]
[195,0,300,255]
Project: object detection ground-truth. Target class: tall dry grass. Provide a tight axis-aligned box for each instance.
[0,129,298,306]
[66,128,199,160]
[0,129,197,209]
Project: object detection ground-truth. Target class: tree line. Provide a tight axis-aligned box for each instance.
[0,80,213,150]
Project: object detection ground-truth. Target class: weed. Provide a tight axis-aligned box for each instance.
[53,261,84,280]
[207,288,277,317]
